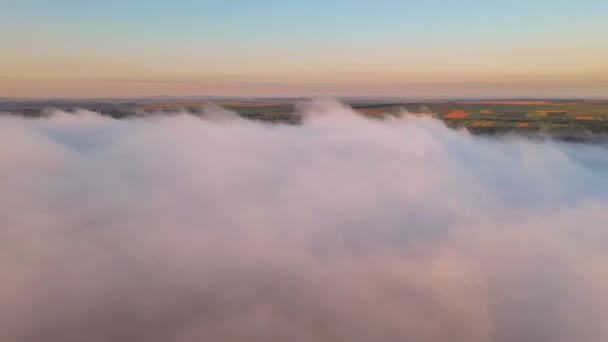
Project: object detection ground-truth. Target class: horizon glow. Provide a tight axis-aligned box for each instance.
[2,0,608,98]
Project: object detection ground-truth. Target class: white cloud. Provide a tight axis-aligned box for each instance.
[1,101,607,341]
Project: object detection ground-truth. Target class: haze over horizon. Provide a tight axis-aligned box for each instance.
[2,0,608,98]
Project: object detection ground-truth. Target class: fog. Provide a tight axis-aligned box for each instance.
[1,100,608,342]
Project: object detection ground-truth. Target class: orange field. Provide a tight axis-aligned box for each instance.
[457,101,550,105]
[575,116,598,121]
[518,122,529,128]
[443,110,470,119]
[481,109,493,114]
[470,120,495,127]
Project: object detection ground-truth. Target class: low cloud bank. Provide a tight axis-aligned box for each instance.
[1,101,608,341]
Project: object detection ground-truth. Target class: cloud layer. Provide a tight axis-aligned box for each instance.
[1,101,608,342]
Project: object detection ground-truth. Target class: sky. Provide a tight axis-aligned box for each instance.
[2,0,608,98]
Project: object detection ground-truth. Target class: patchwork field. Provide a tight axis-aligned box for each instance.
[3,98,608,140]
[206,100,608,140]
[112,99,608,136]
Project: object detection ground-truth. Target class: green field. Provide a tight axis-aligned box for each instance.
[215,100,608,137]
[5,98,608,140]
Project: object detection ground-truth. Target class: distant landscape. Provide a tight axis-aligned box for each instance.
[4,98,608,142]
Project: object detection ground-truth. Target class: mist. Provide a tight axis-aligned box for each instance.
[1,100,608,342]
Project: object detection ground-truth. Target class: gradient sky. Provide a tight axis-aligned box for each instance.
[2,0,608,98]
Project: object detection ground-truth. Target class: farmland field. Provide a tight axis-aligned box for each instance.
[217,99,608,139]
[3,98,608,140]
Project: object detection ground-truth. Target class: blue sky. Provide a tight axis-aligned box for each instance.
[2,0,608,97]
